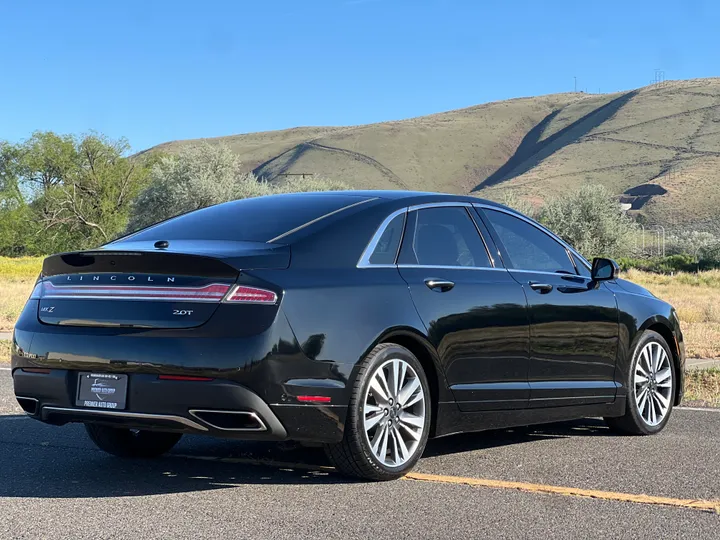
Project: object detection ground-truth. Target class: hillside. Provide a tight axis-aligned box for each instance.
[148,78,720,231]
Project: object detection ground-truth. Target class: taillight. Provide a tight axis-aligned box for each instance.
[222,285,278,304]
[40,282,231,302]
[29,282,43,300]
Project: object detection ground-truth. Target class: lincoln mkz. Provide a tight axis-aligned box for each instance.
[11,191,685,480]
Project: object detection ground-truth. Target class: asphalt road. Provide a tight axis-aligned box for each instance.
[1,368,718,539]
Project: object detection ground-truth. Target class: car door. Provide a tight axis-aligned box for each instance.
[477,206,619,408]
[397,204,530,412]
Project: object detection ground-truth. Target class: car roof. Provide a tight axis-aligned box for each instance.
[311,190,502,207]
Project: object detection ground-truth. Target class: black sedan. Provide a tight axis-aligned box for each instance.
[11,191,685,480]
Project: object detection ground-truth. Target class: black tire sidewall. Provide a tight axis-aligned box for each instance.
[351,344,431,476]
[625,331,675,435]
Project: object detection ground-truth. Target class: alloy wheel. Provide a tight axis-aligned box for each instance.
[363,358,426,467]
[634,341,673,426]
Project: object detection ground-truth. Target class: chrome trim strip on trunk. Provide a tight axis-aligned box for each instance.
[40,282,232,303]
[42,406,209,431]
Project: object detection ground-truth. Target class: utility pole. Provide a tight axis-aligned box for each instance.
[574,76,577,92]
[653,69,665,87]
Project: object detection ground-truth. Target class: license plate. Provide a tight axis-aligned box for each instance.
[76,373,128,410]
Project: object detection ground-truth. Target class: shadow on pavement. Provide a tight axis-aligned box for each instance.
[0,416,613,498]
[424,417,614,458]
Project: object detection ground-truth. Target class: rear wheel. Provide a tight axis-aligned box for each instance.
[85,424,182,458]
[325,343,431,481]
[605,330,675,435]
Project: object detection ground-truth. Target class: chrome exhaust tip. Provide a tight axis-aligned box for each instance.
[16,396,39,415]
[188,409,267,431]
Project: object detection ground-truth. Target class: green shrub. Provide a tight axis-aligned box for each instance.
[537,185,637,259]
[127,144,351,232]
[616,254,711,273]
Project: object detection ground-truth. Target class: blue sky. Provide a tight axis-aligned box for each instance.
[1,0,717,152]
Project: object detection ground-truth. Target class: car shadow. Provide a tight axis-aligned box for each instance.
[0,416,613,499]
[423,417,614,458]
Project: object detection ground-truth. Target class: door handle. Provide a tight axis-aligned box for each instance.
[424,279,455,292]
[529,281,553,293]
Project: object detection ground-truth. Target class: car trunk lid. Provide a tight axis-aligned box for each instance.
[37,241,289,329]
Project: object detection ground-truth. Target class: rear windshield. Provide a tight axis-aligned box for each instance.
[121,193,371,243]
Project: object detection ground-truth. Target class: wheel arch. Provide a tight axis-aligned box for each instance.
[365,327,450,437]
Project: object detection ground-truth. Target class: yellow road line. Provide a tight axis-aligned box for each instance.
[172,454,720,514]
[404,472,720,514]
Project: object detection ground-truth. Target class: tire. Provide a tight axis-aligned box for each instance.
[85,424,182,458]
[605,330,676,435]
[325,343,431,481]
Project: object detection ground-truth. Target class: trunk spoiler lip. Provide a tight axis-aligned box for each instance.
[41,241,291,277]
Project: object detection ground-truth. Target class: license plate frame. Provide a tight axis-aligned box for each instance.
[76,373,128,410]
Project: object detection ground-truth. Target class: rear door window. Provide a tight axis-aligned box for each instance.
[399,207,492,268]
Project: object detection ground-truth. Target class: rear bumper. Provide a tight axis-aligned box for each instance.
[12,368,345,443]
[11,305,352,442]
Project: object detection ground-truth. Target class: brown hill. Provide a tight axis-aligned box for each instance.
[148,78,720,231]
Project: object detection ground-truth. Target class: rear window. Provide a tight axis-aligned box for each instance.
[123,193,371,243]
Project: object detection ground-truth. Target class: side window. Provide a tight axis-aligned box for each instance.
[483,209,576,273]
[400,207,491,268]
[368,212,405,265]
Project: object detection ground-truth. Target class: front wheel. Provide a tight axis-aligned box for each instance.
[605,330,676,435]
[85,424,183,458]
[325,343,431,480]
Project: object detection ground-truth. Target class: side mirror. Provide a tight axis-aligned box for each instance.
[591,257,619,281]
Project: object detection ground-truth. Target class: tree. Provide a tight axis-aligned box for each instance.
[538,185,637,258]
[0,131,154,255]
[128,143,351,232]
[490,191,536,218]
[41,134,153,244]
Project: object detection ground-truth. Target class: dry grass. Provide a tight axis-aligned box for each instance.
[684,368,720,407]
[0,256,42,332]
[0,256,43,279]
[625,269,720,358]
[0,339,10,363]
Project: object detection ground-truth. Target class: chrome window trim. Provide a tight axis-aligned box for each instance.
[358,201,500,269]
[398,264,507,271]
[407,201,473,211]
[473,203,593,273]
[508,268,591,278]
[357,208,408,268]
[268,197,378,243]
[42,406,209,431]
